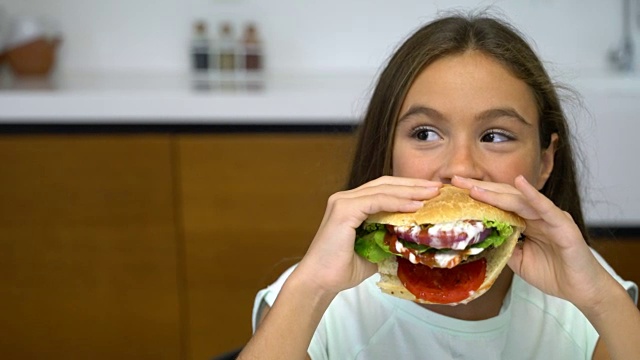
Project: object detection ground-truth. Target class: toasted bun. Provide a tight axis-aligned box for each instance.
[376,229,521,305]
[367,184,525,305]
[366,184,526,229]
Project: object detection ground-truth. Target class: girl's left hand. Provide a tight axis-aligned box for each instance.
[451,175,613,312]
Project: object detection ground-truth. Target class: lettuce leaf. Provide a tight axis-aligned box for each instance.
[354,229,394,263]
[474,219,515,249]
[401,241,431,253]
[363,222,386,233]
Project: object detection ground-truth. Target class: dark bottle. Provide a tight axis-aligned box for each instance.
[243,23,263,71]
[191,21,210,71]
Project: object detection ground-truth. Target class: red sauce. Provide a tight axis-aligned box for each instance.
[396,257,487,304]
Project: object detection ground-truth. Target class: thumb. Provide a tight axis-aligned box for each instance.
[507,242,524,277]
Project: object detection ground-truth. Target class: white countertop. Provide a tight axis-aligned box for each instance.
[1,69,640,124]
[0,71,376,124]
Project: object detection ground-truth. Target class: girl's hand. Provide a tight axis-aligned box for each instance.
[295,176,441,296]
[451,175,612,311]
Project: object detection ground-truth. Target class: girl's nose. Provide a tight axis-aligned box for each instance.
[438,143,483,184]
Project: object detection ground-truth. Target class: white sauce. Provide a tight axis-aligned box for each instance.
[433,251,459,268]
[394,239,404,254]
[394,240,419,264]
[393,227,486,268]
[433,248,485,268]
[409,252,417,264]
[427,221,486,249]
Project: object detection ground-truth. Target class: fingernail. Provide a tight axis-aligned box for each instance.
[516,175,532,186]
[472,185,486,192]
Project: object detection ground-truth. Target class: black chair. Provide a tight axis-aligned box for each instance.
[212,347,243,360]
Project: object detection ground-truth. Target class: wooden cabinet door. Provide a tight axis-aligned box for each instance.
[177,133,355,359]
[592,239,640,299]
[0,135,182,359]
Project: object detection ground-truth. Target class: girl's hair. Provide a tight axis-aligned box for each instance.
[347,13,589,241]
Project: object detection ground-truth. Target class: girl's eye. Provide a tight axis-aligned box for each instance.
[481,130,514,143]
[412,127,441,141]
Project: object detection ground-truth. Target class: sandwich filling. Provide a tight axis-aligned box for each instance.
[355,219,513,269]
[355,219,515,304]
[393,220,491,249]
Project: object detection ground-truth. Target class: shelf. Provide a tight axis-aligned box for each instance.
[0,71,375,123]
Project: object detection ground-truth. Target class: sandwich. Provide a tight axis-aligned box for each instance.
[354,184,525,305]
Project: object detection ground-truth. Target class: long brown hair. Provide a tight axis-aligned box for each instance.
[347,13,589,241]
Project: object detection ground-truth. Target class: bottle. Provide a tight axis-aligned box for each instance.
[218,22,236,72]
[242,23,262,72]
[191,20,210,72]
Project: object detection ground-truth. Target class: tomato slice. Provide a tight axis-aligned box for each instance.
[396,257,486,304]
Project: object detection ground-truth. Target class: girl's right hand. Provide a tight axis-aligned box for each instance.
[294,176,442,296]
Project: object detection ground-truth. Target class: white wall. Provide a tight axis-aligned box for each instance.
[0,0,630,75]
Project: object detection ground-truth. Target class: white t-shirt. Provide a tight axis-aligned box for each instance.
[252,250,638,360]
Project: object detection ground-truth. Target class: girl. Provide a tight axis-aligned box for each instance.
[239,13,640,360]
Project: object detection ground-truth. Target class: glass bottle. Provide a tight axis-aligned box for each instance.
[191,21,210,72]
[243,23,262,72]
[218,22,236,72]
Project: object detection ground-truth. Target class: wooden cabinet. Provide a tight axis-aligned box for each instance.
[0,135,181,359]
[591,239,640,291]
[0,132,355,359]
[0,131,637,360]
[177,133,354,359]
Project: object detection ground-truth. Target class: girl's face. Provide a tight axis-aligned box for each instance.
[392,51,556,189]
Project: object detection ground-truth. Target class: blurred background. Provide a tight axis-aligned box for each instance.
[0,0,635,74]
[0,0,639,359]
